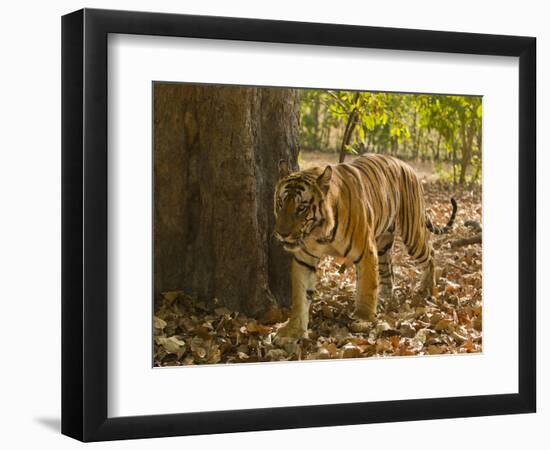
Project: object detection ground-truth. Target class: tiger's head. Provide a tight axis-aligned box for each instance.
[273,160,333,252]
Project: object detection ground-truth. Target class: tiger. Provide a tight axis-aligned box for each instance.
[273,154,457,340]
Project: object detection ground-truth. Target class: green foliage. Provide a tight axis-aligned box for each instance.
[299,89,341,152]
[299,89,482,185]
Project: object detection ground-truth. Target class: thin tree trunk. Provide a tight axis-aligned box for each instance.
[324,126,331,151]
[391,136,398,155]
[452,141,458,187]
[473,130,482,182]
[312,96,320,149]
[154,84,299,315]
[411,110,418,159]
[459,122,475,185]
[417,128,423,160]
[339,92,360,163]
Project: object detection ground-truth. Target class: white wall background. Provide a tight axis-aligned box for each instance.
[0,0,546,448]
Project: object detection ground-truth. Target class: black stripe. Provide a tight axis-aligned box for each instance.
[414,250,431,265]
[286,174,308,181]
[294,257,316,272]
[285,183,306,191]
[343,233,353,257]
[328,204,340,241]
[350,161,373,185]
[309,216,324,233]
[377,242,393,256]
[339,177,354,236]
[318,204,339,243]
[301,246,319,260]
[340,164,363,186]
[354,158,382,187]
[301,173,317,183]
[341,164,369,206]
[352,160,382,194]
[412,230,422,252]
[401,166,416,246]
[362,157,386,189]
[343,207,357,257]
[284,189,303,199]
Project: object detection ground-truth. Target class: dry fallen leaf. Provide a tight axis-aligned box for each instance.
[162,291,180,304]
[245,321,273,334]
[153,316,167,330]
[156,336,185,355]
[342,344,362,358]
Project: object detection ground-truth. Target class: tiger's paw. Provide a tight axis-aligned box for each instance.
[352,304,376,322]
[274,320,308,344]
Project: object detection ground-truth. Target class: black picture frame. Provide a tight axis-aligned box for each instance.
[62,8,536,442]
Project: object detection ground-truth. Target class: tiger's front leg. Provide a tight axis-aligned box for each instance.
[353,237,379,322]
[276,257,317,341]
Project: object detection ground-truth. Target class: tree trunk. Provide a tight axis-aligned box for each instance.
[366,133,372,153]
[391,136,398,156]
[459,122,475,185]
[154,84,299,315]
[473,129,482,182]
[452,141,458,186]
[435,134,441,161]
[411,110,418,159]
[325,127,331,151]
[312,96,320,149]
[338,92,360,163]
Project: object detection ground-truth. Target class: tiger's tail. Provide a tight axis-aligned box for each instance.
[426,198,458,235]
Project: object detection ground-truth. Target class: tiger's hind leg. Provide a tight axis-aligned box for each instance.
[409,241,436,296]
[376,232,395,302]
[417,245,436,296]
[402,225,436,297]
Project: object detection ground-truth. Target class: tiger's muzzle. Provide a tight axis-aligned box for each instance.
[273,231,302,252]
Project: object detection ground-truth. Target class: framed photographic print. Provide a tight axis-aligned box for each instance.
[61,8,536,442]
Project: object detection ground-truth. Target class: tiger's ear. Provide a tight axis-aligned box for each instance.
[278,159,290,178]
[317,166,332,193]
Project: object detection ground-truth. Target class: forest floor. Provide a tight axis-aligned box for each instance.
[154,155,482,366]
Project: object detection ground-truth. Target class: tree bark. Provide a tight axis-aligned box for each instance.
[435,134,441,161]
[312,96,320,149]
[391,135,398,156]
[338,92,360,163]
[154,84,299,315]
[411,110,418,159]
[459,122,475,185]
[452,141,458,186]
[473,129,482,182]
